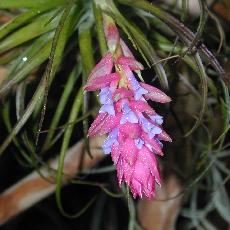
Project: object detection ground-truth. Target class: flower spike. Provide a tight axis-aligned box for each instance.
[84,15,172,199]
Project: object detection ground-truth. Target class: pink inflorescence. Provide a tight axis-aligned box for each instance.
[84,18,172,199]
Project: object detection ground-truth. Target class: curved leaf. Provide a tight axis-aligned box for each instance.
[184,53,208,136]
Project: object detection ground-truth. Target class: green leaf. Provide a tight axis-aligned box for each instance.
[93,2,107,55]
[0,0,66,9]
[79,21,95,75]
[183,0,207,56]
[118,0,229,88]
[0,49,21,65]
[0,2,79,155]
[42,112,91,152]
[78,9,95,159]
[0,82,44,155]
[11,31,54,73]
[36,2,81,145]
[42,65,82,151]
[55,87,84,217]
[82,165,115,174]
[154,36,217,102]
[212,168,230,224]
[0,38,52,95]
[0,10,38,40]
[184,53,208,136]
[1,100,33,163]
[15,82,26,121]
[214,81,230,147]
[0,6,57,40]
[0,9,61,53]
[221,81,230,126]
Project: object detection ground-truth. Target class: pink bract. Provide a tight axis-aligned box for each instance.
[88,112,121,137]
[84,73,120,91]
[88,52,113,82]
[140,82,171,103]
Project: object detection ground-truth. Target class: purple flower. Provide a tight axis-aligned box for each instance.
[103,128,119,154]
[120,104,139,124]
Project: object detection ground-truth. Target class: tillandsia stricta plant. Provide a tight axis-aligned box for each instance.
[84,14,172,198]
[0,0,230,229]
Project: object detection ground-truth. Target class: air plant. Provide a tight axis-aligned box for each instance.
[0,0,229,229]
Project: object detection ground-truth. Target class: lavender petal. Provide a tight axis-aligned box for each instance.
[150,115,163,125]
[135,138,144,149]
[103,128,119,154]
[99,104,115,115]
[148,126,162,139]
[99,87,113,104]
[120,110,138,124]
[134,87,148,100]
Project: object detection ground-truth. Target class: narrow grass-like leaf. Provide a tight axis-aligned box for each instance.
[221,80,230,126]
[190,189,200,228]
[79,15,95,158]
[79,26,95,75]
[0,49,21,65]
[90,193,106,230]
[82,165,115,174]
[93,2,107,55]
[36,2,80,145]
[42,65,82,150]
[0,9,61,53]
[1,101,32,163]
[0,39,52,95]
[100,186,123,198]
[42,112,92,152]
[154,38,217,96]
[118,0,229,88]
[180,0,188,22]
[201,219,218,230]
[206,7,225,53]
[214,82,230,147]
[0,78,47,156]
[212,168,230,224]
[0,0,66,9]
[214,160,230,175]
[0,10,37,40]
[15,82,26,121]
[217,150,230,159]
[0,3,78,155]
[9,31,54,74]
[184,53,208,136]
[125,186,136,230]
[55,87,84,217]
[0,7,54,40]
[177,157,217,199]
[151,34,211,134]
[183,0,207,56]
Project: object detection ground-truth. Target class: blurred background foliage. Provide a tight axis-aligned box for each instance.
[0,0,229,229]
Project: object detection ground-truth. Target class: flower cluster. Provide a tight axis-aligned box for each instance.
[84,16,171,199]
